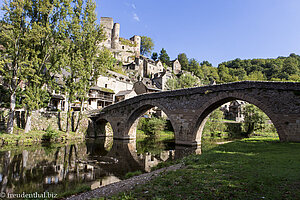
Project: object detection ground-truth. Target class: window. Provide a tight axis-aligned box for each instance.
[105,84,108,88]
[122,46,125,49]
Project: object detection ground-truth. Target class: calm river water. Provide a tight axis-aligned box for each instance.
[0,137,220,197]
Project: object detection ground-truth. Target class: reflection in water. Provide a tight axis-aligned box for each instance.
[0,137,201,195]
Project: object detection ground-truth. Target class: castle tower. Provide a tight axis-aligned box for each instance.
[112,23,120,49]
[131,35,141,57]
[100,17,114,49]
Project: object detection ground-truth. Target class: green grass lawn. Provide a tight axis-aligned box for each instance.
[111,137,300,200]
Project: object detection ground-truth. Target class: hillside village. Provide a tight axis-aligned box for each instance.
[0,17,245,122]
[49,17,185,112]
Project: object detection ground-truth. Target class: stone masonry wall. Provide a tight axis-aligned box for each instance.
[0,109,90,134]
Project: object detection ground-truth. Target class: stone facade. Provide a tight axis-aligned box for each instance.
[96,70,133,95]
[99,17,141,64]
[221,100,246,122]
[133,78,161,95]
[170,59,182,75]
[89,81,300,146]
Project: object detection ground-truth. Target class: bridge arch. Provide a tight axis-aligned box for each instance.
[126,102,177,139]
[192,92,285,144]
[92,117,116,138]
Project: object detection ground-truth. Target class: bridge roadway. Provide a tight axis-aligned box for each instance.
[87,81,300,146]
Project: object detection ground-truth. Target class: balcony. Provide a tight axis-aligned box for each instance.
[89,93,113,102]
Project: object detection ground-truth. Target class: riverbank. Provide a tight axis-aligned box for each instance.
[81,137,300,200]
[0,128,84,147]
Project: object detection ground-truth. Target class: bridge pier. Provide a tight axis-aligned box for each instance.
[276,114,300,142]
[170,112,202,146]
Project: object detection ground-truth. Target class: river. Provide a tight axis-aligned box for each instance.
[0,136,223,197]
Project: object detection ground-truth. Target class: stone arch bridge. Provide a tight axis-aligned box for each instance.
[88,81,300,146]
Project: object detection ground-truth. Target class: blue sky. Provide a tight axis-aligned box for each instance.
[96,0,300,66]
[1,0,300,66]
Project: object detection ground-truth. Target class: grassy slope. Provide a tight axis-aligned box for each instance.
[112,138,300,200]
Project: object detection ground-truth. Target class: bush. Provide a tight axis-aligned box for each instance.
[226,123,242,137]
[124,170,142,179]
[137,117,167,136]
[42,125,58,141]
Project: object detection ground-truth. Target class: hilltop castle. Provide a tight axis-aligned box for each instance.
[99,17,141,64]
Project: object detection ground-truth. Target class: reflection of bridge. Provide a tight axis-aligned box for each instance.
[0,140,199,194]
[88,81,300,146]
[86,139,200,175]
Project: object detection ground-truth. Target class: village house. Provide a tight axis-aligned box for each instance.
[221,100,246,122]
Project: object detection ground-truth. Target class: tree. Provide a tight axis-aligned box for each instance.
[203,108,226,136]
[62,0,105,133]
[138,117,166,137]
[0,0,30,134]
[188,58,203,79]
[177,53,189,70]
[166,73,200,90]
[22,0,64,133]
[242,104,268,137]
[74,0,105,133]
[200,60,212,67]
[151,52,158,61]
[246,71,265,81]
[140,36,154,56]
[159,48,170,66]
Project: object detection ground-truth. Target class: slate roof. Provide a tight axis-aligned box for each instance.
[116,90,134,96]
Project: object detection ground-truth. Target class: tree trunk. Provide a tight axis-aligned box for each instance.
[246,122,255,137]
[75,98,84,133]
[24,110,31,133]
[66,101,71,134]
[6,91,16,134]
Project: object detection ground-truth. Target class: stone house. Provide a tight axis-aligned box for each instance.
[221,100,246,122]
[133,78,161,95]
[88,86,114,109]
[170,59,182,75]
[124,56,164,79]
[115,90,137,102]
[96,70,133,95]
[47,69,134,111]
[99,17,141,64]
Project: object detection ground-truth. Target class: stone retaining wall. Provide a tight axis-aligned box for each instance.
[0,109,90,134]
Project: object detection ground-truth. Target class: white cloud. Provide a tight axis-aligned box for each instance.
[133,13,140,22]
[132,3,136,9]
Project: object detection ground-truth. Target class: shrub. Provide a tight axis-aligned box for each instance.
[124,170,142,179]
[138,117,166,136]
[42,125,58,141]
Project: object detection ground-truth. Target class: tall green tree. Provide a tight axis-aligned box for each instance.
[22,0,64,133]
[0,0,30,134]
[140,36,154,56]
[159,48,170,66]
[74,0,105,133]
[151,52,158,61]
[177,53,189,70]
[242,104,268,137]
[62,0,105,133]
